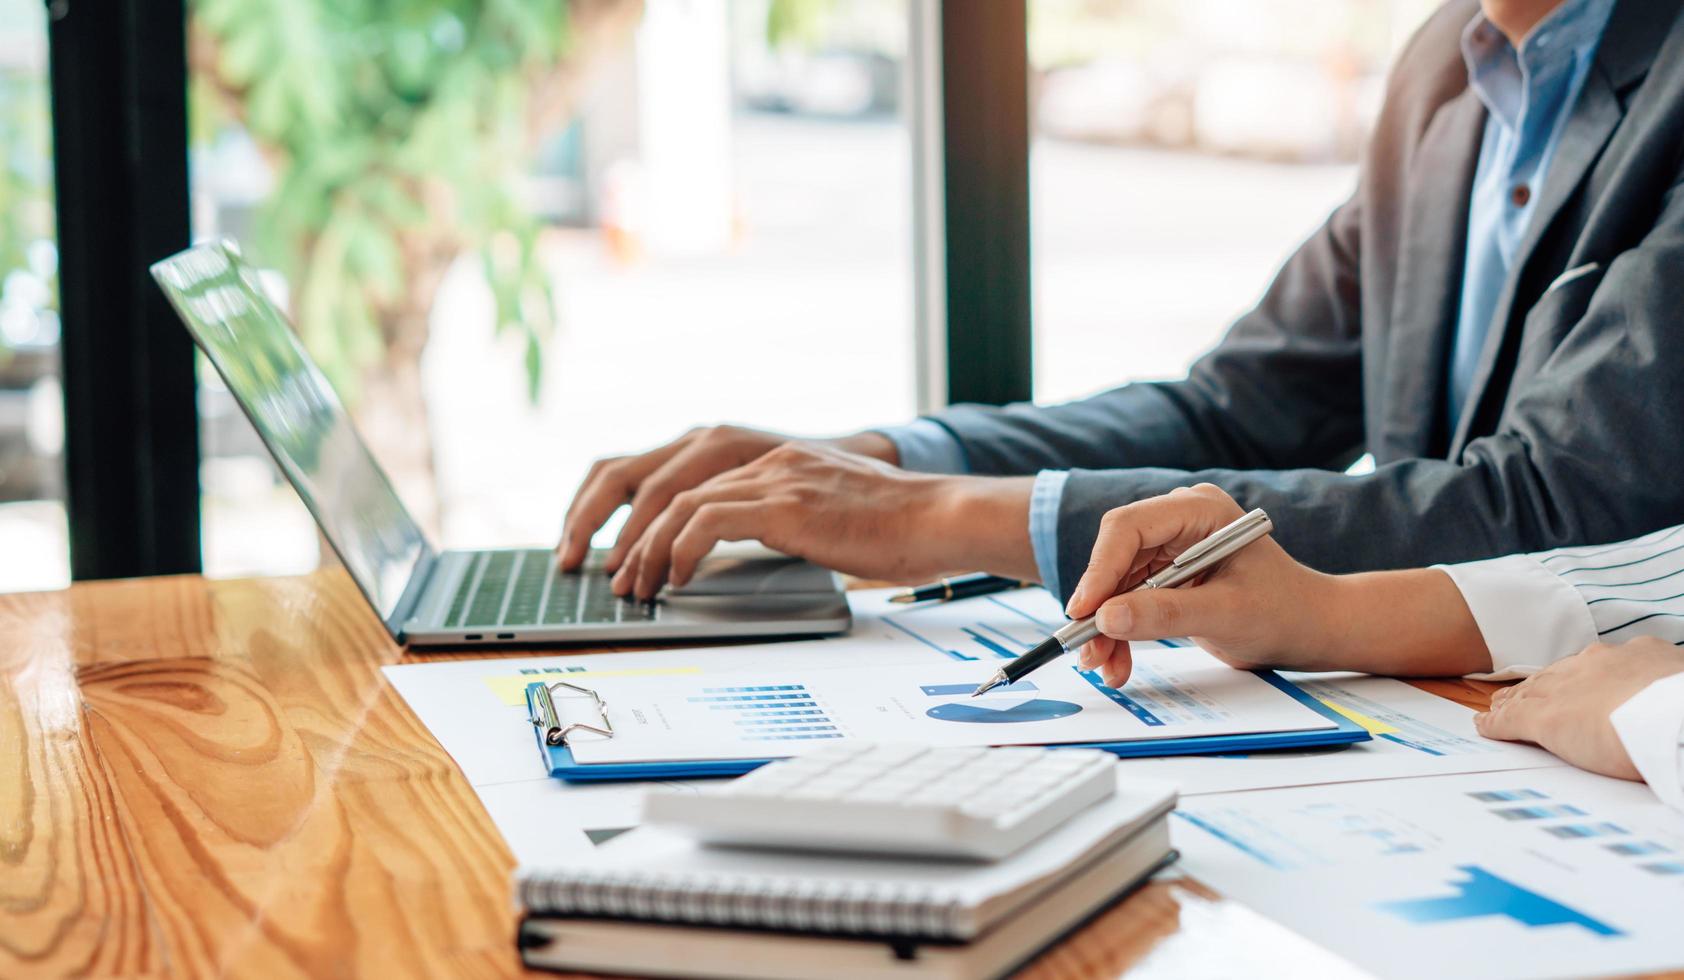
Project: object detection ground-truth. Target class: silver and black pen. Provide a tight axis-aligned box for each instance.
[971,508,1274,696]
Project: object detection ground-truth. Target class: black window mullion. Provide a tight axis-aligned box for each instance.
[48,0,200,579]
[939,1,1032,407]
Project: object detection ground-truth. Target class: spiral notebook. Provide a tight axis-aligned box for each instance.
[516,778,1176,978]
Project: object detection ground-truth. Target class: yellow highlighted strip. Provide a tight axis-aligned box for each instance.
[1315,697,1399,736]
[484,666,702,706]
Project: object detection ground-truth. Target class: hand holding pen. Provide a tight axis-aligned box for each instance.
[975,489,1278,695]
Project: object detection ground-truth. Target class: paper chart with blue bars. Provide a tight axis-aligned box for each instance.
[1171,766,1684,979]
[687,685,842,743]
[561,654,1337,766]
[874,586,1192,665]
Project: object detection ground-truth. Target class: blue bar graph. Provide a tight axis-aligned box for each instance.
[1544,822,1628,839]
[1077,669,1164,726]
[1493,804,1587,821]
[1376,866,1621,936]
[1468,789,1548,802]
[689,693,812,703]
[1606,841,1671,857]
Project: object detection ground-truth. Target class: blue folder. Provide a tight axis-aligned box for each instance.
[525,670,1370,784]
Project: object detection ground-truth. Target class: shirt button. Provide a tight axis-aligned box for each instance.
[1511,183,1531,207]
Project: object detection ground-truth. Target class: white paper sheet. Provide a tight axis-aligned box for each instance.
[1172,768,1684,979]
[563,653,1334,764]
[1112,673,1567,795]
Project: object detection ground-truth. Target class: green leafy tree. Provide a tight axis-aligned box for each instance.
[0,64,56,357]
[189,0,641,526]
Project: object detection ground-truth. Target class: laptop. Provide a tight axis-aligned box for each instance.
[151,241,852,648]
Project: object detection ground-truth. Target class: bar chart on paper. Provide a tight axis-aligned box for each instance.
[877,592,1066,662]
[1169,768,1684,980]
[688,685,843,742]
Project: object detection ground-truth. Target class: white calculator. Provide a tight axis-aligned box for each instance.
[641,743,1119,861]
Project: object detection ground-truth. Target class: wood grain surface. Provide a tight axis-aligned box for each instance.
[0,570,1672,979]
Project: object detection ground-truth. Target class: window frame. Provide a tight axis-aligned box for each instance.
[46,0,1032,579]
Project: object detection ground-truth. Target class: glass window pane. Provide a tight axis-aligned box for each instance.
[188,0,915,577]
[1029,0,1439,403]
[0,0,67,593]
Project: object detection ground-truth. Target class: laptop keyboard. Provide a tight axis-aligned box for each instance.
[445,550,656,628]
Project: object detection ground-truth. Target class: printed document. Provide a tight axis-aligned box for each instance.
[1113,672,1565,795]
[1173,767,1684,979]
[562,654,1336,764]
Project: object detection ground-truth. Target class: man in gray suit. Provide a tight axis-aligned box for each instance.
[559,0,1684,605]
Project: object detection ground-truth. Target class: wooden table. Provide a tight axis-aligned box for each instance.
[0,570,1599,978]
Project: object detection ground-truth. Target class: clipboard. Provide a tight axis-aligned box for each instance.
[524,670,1371,783]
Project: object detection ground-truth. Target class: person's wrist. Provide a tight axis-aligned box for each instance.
[1293,569,1364,668]
[832,431,899,465]
[919,475,1039,583]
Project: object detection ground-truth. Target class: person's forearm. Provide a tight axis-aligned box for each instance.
[1304,568,1495,676]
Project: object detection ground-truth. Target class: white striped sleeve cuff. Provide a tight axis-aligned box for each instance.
[1609,671,1684,814]
[1436,554,1599,680]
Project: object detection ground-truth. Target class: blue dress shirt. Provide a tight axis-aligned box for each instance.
[887,0,1614,599]
[1449,0,1614,425]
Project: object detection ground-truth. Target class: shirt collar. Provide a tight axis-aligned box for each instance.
[1460,0,1616,124]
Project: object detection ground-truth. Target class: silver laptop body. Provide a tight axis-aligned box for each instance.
[151,241,851,649]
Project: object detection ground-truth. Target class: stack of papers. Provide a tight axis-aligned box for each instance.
[381,588,1684,978]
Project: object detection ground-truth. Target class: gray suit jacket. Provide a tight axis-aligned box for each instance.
[927,0,1684,601]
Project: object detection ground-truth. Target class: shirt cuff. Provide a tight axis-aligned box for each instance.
[1030,470,1069,598]
[1609,671,1684,814]
[1436,554,1598,680]
[876,419,969,475]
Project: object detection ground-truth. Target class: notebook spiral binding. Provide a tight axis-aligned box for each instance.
[518,870,970,940]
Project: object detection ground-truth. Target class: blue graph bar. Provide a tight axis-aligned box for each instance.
[1607,841,1670,857]
[920,681,1037,697]
[735,717,835,727]
[1493,804,1587,821]
[961,627,1020,660]
[748,733,844,741]
[688,693,811,703]
[1376,866,1621,936]
[1378,733,1447,756]
[1642,861,1684,876]
[881,615,976,661]
[1077,669,1164,726]
[979,621,1039,648]
[1173,812,1288,870]
[703,685,806,693]
[731,709,825,718]
[1468,789,1548,802]
[709,701,818,710]
[1544,822,1628,839]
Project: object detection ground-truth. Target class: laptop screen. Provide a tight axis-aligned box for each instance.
[151,242,430,631]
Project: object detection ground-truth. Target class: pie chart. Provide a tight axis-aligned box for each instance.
[926,698,1083,724]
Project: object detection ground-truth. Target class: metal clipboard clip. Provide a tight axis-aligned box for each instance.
[528,681,614,747]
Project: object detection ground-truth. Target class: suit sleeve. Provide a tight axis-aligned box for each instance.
[1040,174,1684,601]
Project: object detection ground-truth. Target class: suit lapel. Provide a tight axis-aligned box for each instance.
[1448,0,1668,452]
[1380,88,1485,460]
[1447,70,1625,451]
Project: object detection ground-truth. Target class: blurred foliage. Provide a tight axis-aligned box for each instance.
[0,68,57,355]
[189,0,579,403]
[765,0,833,49]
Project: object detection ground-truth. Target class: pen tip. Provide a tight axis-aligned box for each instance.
[887,593,914,604]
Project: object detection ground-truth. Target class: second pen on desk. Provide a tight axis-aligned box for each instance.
[971,508,1274,696]
[889,573,1032,604]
